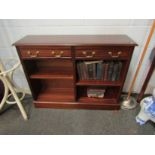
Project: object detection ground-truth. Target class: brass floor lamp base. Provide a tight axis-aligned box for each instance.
[121,95,137,110]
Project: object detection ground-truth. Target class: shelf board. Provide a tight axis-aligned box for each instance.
[77,96,117,103]
[76,80,121,86]
[30,71,73,80]
[36,87,74,102]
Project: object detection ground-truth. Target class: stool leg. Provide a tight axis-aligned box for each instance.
[5,78,28,120]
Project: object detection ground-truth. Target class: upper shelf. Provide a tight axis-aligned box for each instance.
[13,35,138,46]
[29,70,73,80]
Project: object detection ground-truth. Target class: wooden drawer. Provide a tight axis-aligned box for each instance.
[75,47,130,59]
[19,49,71,59]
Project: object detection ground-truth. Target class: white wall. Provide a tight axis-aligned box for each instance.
[0,19,155,94]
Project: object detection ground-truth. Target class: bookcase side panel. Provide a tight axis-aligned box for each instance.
[16,46,38,99]
[116,46,135,101]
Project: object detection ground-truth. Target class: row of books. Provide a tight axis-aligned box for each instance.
[77,61,122,81]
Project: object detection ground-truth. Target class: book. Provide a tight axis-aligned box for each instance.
[102,62,106,80]
[107,61,114,81]
[86,63,94,80]
[111,62,119,81]
[83,62,88,80]
[77,62,82,80]
[96,61,103,80]
[103,62,109,81]
[116,61,122,80]
[85,61,102,80]
[77,61,104,80]
[79,62,85,80]
[93,63,96,80]
[79,62,84,80]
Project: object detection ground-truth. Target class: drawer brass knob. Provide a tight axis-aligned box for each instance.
[108,51,112,55]
[82,51,96,58]
[92,51,96,55]
[82,51,87,55]
[55,51,64,57]
[27,51,39,57]
[118,51,122,55]
[108,51,121,58]
[51,51,55,55]
[51,50,64,58]
[27,51,31,56]
[60,51,64,54]
[36,51,40,55]
[27,51,30,54]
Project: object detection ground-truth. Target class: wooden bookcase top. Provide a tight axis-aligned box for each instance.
[13,35,137,46]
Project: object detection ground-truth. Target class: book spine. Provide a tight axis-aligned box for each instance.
[79,62,85,80]
[116,62,123,80]
[103,62,109,81]
[107,61,114,81]
[111,62,119,81]
[93,63,96,80]
[83,62,88,80]
[87,63,94,80]
[81,62,86,80]
[102,62,105,80]
[77,62,81,80]
[85,63,89,80]
[96,62,103,80]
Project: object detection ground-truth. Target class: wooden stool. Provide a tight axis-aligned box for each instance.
[0,59,28,120]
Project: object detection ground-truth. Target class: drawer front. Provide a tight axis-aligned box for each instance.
[20,49,71,58]
[75,47,130,59]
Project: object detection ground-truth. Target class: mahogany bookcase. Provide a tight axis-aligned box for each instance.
[14,35,137,110]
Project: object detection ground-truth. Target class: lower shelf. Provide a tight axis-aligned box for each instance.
[77,96,116,103]
[34,99,120,110]
[36,88,74,102]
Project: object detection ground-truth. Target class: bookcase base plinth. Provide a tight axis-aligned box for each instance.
[34,100,120,110]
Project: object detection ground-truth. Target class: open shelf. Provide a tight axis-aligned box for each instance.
[77,86,119,104]
[24,59,74,80]
[36,87,74,102]
[30,70,73,80]
[76,80,121,86]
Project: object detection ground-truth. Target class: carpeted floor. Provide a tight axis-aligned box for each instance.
[0,96,155,135]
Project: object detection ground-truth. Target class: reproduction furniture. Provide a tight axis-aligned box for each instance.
[14,35,137,110]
